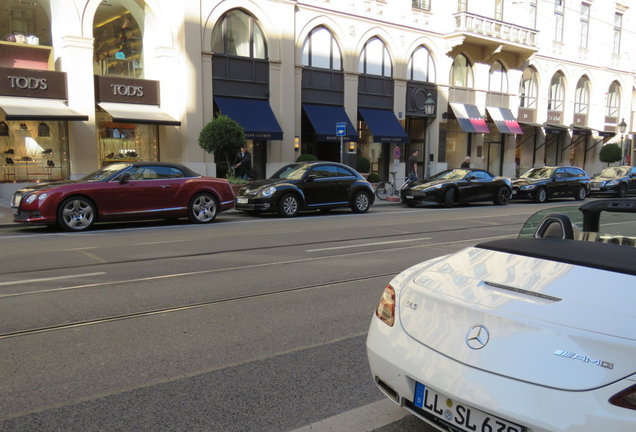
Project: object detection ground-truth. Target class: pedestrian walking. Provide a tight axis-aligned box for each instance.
[233,144,252,180]
[461,156,471,168]
[406,149,419,182]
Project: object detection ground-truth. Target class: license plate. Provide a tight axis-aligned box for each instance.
[406,195,414,199]
[590,186,600,191]
[511,190,517,195]
[414,383,524,432]
[236,197,248,204]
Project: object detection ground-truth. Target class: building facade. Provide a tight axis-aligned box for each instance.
[1,0,635,200]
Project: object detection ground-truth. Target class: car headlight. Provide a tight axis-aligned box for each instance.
[260,186,276,197]
[25,194,37,204]
[520,185,536,190]
[606,180,619,186]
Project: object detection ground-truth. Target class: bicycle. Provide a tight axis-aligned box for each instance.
[375,171,416,201]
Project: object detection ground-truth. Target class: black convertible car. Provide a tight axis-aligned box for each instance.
[401,168,512,207]
[234,161,374,217]
[589,166,636,197]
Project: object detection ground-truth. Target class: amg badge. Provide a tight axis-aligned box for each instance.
[553,350,614,369]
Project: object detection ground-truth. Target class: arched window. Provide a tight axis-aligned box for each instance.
[301,26,341,70]
[548,72,565,111]
[606,81,621,117]
[358,37,392,77]
[93,0,145,77]
[519,67,538,109]
[0,1,51,47]
[450,54,474,88]
[212,9,266,59]
[408,45,436,83]
[489,61,508,93]
[574,76,590,114]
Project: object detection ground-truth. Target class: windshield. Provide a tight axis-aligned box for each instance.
[271,163,308,180]
[593,167,628,178]
[520,167,554,179]
[80,163,130,182]
[429,169,470,181]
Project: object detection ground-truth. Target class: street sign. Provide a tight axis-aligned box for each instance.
[336,122,346,137]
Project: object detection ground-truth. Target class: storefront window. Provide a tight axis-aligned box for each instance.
[408,46,436,83]
[0,1,51,46]
[547,72,565,111]
[606,81,621,118]
[488,61,508,93]
[96,110,158,167]
[574,76,590,114]
[212,9,266,59]
[301,26,341,70]
[519,67,538,109]
[1,120,69,182]
[93,1,145,78]
[358,37,392,77]
[450,54,473,88]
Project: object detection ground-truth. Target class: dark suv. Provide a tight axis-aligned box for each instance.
[589,166,636,197]
[512,166,589,203]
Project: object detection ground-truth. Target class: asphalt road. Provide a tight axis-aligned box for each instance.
[0,201,585,431]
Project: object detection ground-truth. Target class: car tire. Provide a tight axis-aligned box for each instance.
[617,183,627,198]
[351,191,370,213]
[443,188,455,208]
[574,185,587,201]
[57,196,96,232]
[188,192,218,224]
[533,187,548,203]
[279,193,299,217]
[494,187,511,205]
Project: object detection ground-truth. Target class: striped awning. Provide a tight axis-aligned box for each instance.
[486,106,523,135]
[449,103,490,133]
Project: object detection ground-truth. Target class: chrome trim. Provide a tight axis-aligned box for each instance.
[306,201,347,207]
[107,206,187,215]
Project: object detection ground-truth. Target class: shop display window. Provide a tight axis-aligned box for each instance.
[97,110,158,167]
[1,120,69,182]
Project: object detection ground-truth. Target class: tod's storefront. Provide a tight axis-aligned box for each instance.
[0,66,87,183]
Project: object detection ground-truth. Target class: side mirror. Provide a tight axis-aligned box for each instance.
[305,174,318,182]
[119,172,132,184]
[467,174,477,181]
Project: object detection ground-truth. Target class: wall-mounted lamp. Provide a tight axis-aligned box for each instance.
[294,136,300,151]
[423,92,436,117]
[348,141,356,153]
[0,121,8,136]
[38,122,50,137]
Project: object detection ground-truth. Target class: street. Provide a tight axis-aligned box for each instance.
[0,202,581,431]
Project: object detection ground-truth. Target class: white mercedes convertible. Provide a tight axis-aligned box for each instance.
[367,199,636,432]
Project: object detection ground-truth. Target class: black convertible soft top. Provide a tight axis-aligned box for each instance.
[476,238,636,276]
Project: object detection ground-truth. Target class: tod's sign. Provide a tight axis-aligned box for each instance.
[95,76,160,105]
[0,66,68,99]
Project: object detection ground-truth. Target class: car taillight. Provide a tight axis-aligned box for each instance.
[610,384,636,410]
[375,285,395,327]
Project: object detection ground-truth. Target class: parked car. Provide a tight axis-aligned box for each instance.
[234,161,374,217]
[589,166,636,197]
[401,168,512,208]
[512,166,589,202]
[367,198,636,432]
[11,162,235,231]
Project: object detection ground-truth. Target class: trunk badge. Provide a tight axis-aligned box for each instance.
[466,325,490,350]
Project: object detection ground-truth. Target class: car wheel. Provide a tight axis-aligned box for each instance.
[617,183,627,198]
[57,196,96,232]
[351,191,370,213]
[494,187,511,205]
[443,188,455,208]
[574,185,587,201]
[279,193,299,217]
[188,192,218,224]
[533,187,547,203]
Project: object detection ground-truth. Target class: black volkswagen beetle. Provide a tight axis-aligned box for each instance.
[589,166,636,197]
[234,161,375,217]
[401,168,512,208]
[512,166,589,202]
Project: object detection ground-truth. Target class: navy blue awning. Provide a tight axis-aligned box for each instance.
[302,104,356,142]
[214,96,283,140]
[358,108,408,144]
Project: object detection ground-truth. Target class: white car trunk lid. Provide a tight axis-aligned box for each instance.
[400,247,636,391]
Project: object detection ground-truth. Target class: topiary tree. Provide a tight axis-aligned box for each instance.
[198,115,245,170]
[599,143,622,166]
[296,153,318,162]
[356,155,371,173]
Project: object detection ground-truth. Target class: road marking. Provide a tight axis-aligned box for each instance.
[0,272,106,287]
[288,399,408,432]
[0,234,514,299]
[306,237,432,252]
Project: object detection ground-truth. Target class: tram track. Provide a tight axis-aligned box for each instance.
[0,272,395,341]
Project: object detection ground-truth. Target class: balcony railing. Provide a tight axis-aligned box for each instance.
[454,12,537,48]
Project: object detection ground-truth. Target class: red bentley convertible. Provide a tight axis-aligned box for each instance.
[11,162,235,231]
